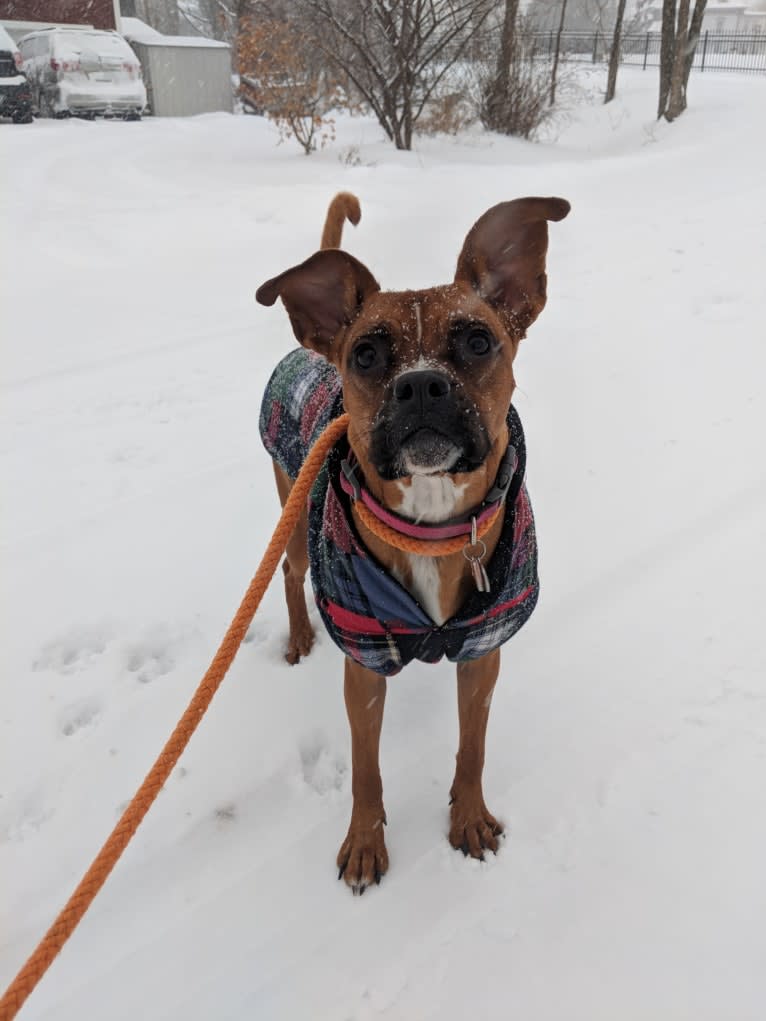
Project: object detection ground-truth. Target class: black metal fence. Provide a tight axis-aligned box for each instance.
[527,30,766,75]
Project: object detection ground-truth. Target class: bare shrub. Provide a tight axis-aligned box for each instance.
[417,91,476,137]
[475,25,557,139]
[300,0,494,151]
[238,18,340,154]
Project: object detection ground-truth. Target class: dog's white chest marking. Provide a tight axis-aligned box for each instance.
[393,554,445,625]
[391,473,469,625]
[395,473,468,524]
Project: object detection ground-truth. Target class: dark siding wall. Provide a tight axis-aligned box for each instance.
[0,1,116,30]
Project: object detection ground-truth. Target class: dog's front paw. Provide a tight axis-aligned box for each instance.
[448,789,503,859]
[337,816,388,895]
[285,621,315,665]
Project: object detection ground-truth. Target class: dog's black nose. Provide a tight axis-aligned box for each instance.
[393,370,451,408]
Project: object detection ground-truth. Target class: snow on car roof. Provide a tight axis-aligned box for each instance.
[49,30,135,59]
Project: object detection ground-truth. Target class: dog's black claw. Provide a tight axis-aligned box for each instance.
[338,862,347,881]
[359,883,366,896]
[478,852,485,862]
[460,839,469,857]
[374,869,382,885]
[448,794,455,805]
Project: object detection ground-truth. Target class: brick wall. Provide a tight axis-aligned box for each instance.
[0,0,116,30]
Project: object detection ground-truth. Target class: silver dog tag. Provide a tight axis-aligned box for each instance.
[469,556,491,593]
[463,517,491,593]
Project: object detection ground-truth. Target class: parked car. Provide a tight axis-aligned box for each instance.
[0,25,33,123]
[18,27,146,120]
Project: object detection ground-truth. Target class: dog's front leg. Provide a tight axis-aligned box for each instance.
[337,658,388,894]
[449,648,504,858]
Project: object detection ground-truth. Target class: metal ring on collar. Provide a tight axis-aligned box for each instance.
[462,539,487,561]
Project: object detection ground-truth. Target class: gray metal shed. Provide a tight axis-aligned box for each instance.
[123,24,232,117]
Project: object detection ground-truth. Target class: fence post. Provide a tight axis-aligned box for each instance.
[701,30,709,71]
[592,31,598,63]
[643,31,650,70]
[549,30,554,57]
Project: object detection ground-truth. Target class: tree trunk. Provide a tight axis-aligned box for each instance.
[486,0,520,129]
[682,0,709,91]
[604,0,628,103]
[657,0,676,119]
[549,0,569,107]
[665,0,691,120]
[403,105,413,151]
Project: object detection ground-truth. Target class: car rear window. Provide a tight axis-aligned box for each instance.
[52,31,133,61]
[0,26,21,76]
[0,25,18,53]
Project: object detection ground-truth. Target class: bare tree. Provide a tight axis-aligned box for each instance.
[604,0,627,103]
[486,0,522,131]
[666,0,692,120]
[179,0,256,42]
[682,0,709,93]
[300,0,495,150]
[474,15,557,140]
[657,0,676,118]
[589,0,614,37]
[549,0,569,106]
[484,0,521,131]
[657,0,708,121]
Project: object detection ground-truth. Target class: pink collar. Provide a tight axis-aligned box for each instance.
[338,447,517,542]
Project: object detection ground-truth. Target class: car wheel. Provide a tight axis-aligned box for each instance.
[13,110,34,124]
[124,111,142,121]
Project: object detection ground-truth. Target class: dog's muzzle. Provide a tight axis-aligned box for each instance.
[369,369,490,479]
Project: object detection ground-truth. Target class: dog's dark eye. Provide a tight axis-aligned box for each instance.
[466,329,492,356]
[353,342,378,372]
[451,324,497,368]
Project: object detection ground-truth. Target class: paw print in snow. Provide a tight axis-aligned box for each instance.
[299,734,348,795]
[125,642,175,684]
[33,632,108,675]
[60,696,103,736]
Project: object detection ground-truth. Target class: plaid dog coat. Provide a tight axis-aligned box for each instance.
[260,348,539,676]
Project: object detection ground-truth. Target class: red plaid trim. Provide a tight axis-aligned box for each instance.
[323,600,428,636]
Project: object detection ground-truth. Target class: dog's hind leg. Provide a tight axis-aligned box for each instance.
[448,648,504,858]
[273,461,315,665]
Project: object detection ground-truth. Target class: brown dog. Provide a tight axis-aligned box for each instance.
[257,192,569,893]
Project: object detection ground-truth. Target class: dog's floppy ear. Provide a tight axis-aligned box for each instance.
[256,250,380,359]
[455,197,570,334]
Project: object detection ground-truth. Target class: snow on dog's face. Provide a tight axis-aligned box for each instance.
[339,285,512,482]
[256,197,570,492]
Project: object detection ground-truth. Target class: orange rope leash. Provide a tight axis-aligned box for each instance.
[0,413,351,1021]
[353,499,502,557]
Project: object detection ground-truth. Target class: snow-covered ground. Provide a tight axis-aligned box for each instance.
[2,67,765,1019]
